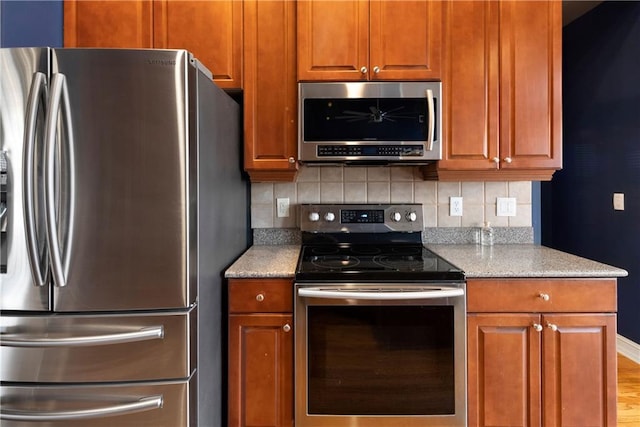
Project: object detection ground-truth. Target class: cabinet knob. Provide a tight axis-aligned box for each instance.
[504,157,513,163]
[288,157,295,164]
[282,323,291,332]
[547,322,558,332]
[255,293,265,302]
[373,66,380,74]
[533,323,543,332]
[360,66,368,74]
[539,293,550,301]
[492,157,500,164]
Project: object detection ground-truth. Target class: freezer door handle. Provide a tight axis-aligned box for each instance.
[0,395,163,421]
[44,73,76,288]
[23,71,49,286]
[0,325,164,347]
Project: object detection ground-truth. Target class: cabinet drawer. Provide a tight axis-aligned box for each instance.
[467,278,617,313]
[229,279,293,313]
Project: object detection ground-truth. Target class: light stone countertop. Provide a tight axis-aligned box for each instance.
[426,244,628,278]
[224,244,628,279]
[225,245,299,278]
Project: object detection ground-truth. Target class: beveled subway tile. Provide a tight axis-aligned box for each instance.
[296,165,320,182]
[391,182,414,203]
[251,203,273,228]
[390,166,415,181]
[414,181,437,205]
[251,182,274,204]
[366,166,390,182]
[509,204,532,227]
[320,166,344,182]
[367,182,391,203]
[344,182,367,203]
[320,182,344,203]
[297,182,321,204]
[344,166,367,182]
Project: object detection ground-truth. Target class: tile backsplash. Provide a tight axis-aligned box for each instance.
[250,165,532,229]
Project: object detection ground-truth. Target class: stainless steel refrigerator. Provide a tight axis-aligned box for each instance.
[0,48,248,426]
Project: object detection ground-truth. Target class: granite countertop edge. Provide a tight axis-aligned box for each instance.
[224,244,628,279]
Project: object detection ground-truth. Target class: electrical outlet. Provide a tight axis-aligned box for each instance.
[450,197,463,216]
[613,193,624,211]
[497,197,517,216]
[276,198,290,218]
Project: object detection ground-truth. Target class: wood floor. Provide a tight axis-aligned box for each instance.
[618,353,640,426]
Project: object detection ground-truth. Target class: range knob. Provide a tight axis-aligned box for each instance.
[406,211,418,222]
[324,212,336,222]
[390,211,402,222]
[308,212,320,222]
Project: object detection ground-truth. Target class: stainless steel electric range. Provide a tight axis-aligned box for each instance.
[294,203,467,427]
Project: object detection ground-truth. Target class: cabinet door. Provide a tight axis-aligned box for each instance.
[153,0,242,89]
[64,0,153,48]
[437,0,499,173]
[297,0,369,81]
[228,314,294,427]
[243,0,298,181]
[499,0,562,171]
[369,0,442,80]
[542,313,617,427]
[467,313,541,427]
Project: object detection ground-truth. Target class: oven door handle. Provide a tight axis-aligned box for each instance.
[298,287,464,300]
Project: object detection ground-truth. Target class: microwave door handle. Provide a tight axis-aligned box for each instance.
[23,72,49,287]
[426,89,435,152]
[298,287,464,300]
[44,73,75,288]
[0,395,163,422]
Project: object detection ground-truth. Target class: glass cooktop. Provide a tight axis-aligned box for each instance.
[295,244,464,282]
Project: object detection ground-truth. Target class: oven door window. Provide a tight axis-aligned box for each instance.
[307,305,455,415]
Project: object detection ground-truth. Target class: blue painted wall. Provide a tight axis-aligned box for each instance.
[1,0,63,48]
[542,2,640,344]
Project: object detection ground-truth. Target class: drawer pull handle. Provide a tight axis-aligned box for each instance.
[282,324,291,333]
[255,294,265,302]
[539,293,550,301]
[533,323,543,332]
[547,322,558,332]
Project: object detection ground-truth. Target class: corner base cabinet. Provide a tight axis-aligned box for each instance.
[228,279,294,427]
[467,278,618,427]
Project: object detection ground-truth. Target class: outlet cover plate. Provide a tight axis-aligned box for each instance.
[497,197,516,217]
[450,197,463,216]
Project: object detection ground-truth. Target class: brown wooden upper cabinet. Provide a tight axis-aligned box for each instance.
[242,0,299,182]
[64,0,242,89]
[297,0,442,81]
[423,0,562,181]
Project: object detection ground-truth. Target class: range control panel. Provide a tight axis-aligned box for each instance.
[299,203,423,233]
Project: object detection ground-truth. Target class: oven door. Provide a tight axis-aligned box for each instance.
[295,283,466,427]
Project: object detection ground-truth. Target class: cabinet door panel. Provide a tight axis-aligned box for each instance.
[438,1,499,171]
[297,0,369,80]
[228,314,293,427]
[64,0,153,48]
[542,314,617,427]
[467,313,541,427]
[153,0,242,88]
[499,0,562,170]
[369,1,442,80]
[243,0,298,180]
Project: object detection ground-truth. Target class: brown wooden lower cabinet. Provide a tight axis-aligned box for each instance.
[467,278,618,427]
[228,279,294,427]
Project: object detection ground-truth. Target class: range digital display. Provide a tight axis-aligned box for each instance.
[340,209,385,224]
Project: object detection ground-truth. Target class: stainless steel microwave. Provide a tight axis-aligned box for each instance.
[298,81,442,164]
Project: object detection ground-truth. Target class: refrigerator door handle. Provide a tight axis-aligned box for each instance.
[23,71,49,286]
[0,325,164,347]
[44,73,75,288]
[0,395,163,421]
